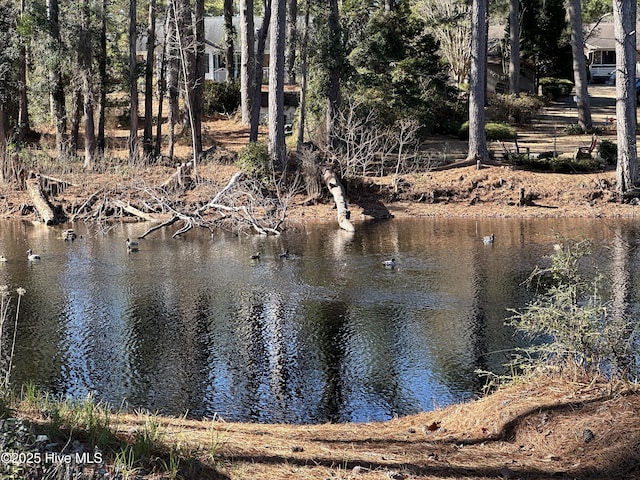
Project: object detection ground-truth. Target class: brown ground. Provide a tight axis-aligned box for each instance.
[7,85,640,479]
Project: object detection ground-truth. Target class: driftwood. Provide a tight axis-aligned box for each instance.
[159,161,193,191]
[113,200,157,222]
[322,167,355,232]
[26,173,58,225]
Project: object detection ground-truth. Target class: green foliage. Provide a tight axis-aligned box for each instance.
[563,123,585,135]
[504,154,603,173]
[203,80,241,116]
[236,142,271,186]
[507,240,640,380]
[520,0,573,79]
[539,77,574,99]
[597,139,617,165]
[487,94,547,124]
[458,122,517,141]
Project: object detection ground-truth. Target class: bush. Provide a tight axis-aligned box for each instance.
[487,94,547,124]
[458,121,516,141]
[507,240,640,380]
[504,154,603,173]
[236,141,271,186]
[598,139,617,165]
[203,81,240,116]
[539,77,574,99]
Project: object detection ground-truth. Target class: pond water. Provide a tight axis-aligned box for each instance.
[0,217,637,423]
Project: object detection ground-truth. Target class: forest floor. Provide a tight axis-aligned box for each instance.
[4,85,640,479]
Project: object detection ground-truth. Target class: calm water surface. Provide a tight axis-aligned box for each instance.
[0,217,637,423]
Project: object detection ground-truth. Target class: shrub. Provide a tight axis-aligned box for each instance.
[504,154,603,173]
[563,123,585,135]
[507,240,640,380]
[539,77,574,99]
[597,139,617,165]
[203,81,240,116]
[458,121,516,141]
[236,141,271,186]
[487,94,547,124]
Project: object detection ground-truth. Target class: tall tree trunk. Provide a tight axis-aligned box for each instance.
[47,0,67,159]
[285,0,297,84]
[0,106,7,181]
[129,0,139,163]
[143,0,157,159]
[80,0,96,169]
[155,10,171,157]
[296,6,309,151]
[326,0,341,151]
[17,0,29,147]
[466,0,488,164]
[250,0,271,142]
[167,5,179,162]
[70,79,82,153]
[269,0,286,170]
[97,0,107,155]
[224,0,235,81]
[614,0,638,195]
[568,0,592,131]
[194,0,204,157]
[508,0,519,95]
[240,0,255,123]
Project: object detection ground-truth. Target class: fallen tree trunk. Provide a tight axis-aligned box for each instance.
[322,167,355,232]
[113,200,158,222]
[26,172,59,225]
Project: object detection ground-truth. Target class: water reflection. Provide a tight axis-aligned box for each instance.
[0,217,632,423]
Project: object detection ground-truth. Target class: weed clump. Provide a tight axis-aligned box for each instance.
[506,240,640,380]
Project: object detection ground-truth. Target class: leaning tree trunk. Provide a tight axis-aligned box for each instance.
[269,0,286,170]
[613,0,638,195]
[323,167,354,232]
[466,0,488,165]
[240,0,255,124]
[568,0,592,131]
[194,0,205,157]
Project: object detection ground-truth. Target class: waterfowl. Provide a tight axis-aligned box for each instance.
[250,252,261,260]
[482,233,495,245]
[126,238,139,251]
[279,250,290,258]
[63,229,77,241]
[382,258,396,268]
[27,249,41,260]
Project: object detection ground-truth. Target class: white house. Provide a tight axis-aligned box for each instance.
[584,22,640,83]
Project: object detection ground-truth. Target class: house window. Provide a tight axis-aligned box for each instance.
[602,50,615,65]
[204,53,211,74]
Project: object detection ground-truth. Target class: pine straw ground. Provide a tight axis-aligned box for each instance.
[21,374,640,479]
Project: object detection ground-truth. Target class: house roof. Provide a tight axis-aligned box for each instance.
[137,15,267,53]
[584,22,640,52]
